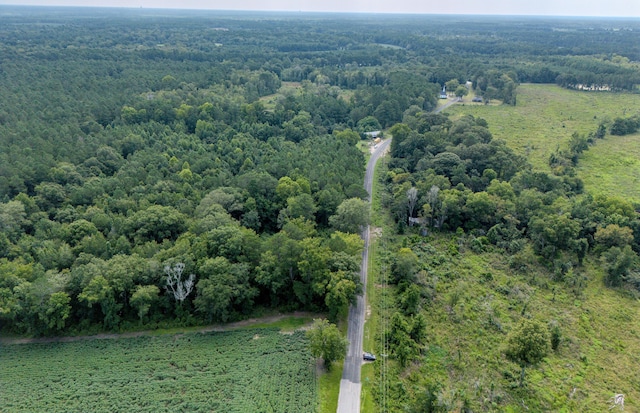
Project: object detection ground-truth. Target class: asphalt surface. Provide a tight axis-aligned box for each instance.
[434,97,457,113]
[336,138,391,413]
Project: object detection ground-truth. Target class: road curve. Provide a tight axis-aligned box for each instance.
[336,138,391,413]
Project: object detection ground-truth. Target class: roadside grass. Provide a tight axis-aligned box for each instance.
[361,231,379,412]
[318,361,344,413]
[361,150,385,411]
[357,139,373,163]
[361,153,398,412]
[448,83,640,203]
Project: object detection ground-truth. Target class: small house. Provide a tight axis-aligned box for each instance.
[439,86,447,99]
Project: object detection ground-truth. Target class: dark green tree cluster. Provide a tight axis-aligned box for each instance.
[610,114,640,136]
[384,115,640,285]
[472,70,519,105]
[1,14,395,334]
[1,8,639,337]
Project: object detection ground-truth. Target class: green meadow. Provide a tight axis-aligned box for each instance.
[448,84,640,203]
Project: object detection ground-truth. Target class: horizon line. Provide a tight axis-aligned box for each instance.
[1,4,639,19]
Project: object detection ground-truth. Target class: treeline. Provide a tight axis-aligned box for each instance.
[384,113,640,287]
[515,56,640,91]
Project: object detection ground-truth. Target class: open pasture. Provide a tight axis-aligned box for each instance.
[448,84,640,202]
[0,329,316,413]
[577,132,640,202]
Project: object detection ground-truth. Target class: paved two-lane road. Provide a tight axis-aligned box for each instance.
[336,138,391,413]
[336,98,456,413]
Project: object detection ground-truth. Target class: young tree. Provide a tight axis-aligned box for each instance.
[325,271,358,322]
[445,79,460,93]
[194,257,256,323]
[78,275,120,330]
[306,318,348,369]
[595,224,634,249]
[41,292,71,333]
[130,285,160,323]
[455,85,469,100]
[392,248,420,284]
[504,318,550,386]
[603,245,637,287]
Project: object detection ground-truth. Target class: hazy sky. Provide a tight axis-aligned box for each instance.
[1,0,639,17]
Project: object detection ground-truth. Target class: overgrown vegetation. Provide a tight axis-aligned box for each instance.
[372,88,640,410]
[370,229,640,411]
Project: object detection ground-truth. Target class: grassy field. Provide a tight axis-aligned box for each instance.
[382,232,640,412]
[577,133,640,202]
[0,329,316,413]
[447,84,640,202]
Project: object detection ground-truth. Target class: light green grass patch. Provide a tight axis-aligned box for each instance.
[577,132,640,204]
[250,315,314,332]
[449,84,640,203]
[448,84,640,170]
[259,81,302,109]
[318,361,343,413]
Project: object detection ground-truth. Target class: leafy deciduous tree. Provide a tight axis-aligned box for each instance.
[329,198,370,234]
[306,318,348,369]
[130,284,160,323]
[504,318,550,386]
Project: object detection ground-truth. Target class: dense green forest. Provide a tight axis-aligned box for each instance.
[0,8,514,335]
[0,6,640,412]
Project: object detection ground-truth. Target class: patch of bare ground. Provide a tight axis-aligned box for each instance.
[0,311,320,345]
